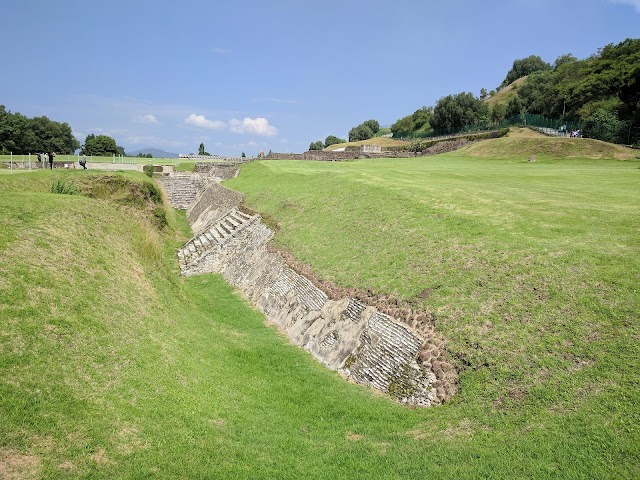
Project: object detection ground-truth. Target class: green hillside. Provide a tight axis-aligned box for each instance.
[1,136,639,479]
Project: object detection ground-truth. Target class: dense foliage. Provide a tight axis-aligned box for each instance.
[0,105,80,154]
[390,38,640,144]
[348,119,380,142]
[390,107,433,138]
[430,92,489,133]
[500,55,551,88]
[81,134,119,156]
[324,135,346,147]
[309,140,324,150]
[515,38,640,142]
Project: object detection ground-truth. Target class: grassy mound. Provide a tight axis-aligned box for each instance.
[1,166,638,478]
[460,130,638,160]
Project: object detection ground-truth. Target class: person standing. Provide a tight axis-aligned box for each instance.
[49,151,55,169]
[43,152,49,168]
[80,154,87,169]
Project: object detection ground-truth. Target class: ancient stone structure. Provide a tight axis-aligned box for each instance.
[193,163,241,180]
[162,172,456,406]
[157,172,207,210]
[360,144,382,153]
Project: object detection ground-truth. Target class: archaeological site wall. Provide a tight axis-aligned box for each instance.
[166,174,457,406]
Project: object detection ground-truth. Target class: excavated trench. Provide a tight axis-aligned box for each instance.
[160,168,457,406]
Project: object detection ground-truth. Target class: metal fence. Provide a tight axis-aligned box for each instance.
[395,113,585,141]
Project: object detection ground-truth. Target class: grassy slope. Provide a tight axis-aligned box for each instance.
[225,140,640,477]
[484,76,528,108]
[461,128,638,160]
[1,161,638,478]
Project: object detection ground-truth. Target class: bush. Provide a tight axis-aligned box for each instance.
[143,164,154,178]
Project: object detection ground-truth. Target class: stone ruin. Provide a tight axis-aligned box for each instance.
[160,171,457,406]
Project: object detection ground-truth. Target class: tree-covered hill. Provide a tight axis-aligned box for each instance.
[391,38,640,145]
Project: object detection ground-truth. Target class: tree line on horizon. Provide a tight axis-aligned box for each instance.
[0,105,80,155]
[390,37,639,144]
[311,37,639,147]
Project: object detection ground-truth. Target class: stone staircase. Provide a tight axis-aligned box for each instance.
[159,173,205,210]
[177,209,258,274]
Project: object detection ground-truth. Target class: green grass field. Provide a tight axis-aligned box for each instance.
[1,140,639,478]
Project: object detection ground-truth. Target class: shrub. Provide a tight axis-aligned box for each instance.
[143,164,154,177]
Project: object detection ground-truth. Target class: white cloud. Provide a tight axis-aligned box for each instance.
[135,114,158,124]
[184,114,226,130]
[229,117,278,136]
[608,0,640,13]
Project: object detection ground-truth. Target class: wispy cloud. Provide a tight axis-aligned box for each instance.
[135,114,159,124]
[608,0,640,13]
[184,114,226,130]
[229,117,278,136]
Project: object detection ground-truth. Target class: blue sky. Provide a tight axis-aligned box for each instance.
[2,0,639,156]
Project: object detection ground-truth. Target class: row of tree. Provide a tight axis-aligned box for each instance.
[309,120,382,150]
[0,106,134,157]
[0,105,80,155]
[389,38,639,144]
[309,135,347,151]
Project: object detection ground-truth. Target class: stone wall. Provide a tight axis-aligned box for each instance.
[174,179,452,406]
[193,163,240,179]
[157,173,206,210]
[265,150,423,161]
[187,180,245,235]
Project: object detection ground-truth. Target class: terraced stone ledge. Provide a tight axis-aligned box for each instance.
[169,175,451,406]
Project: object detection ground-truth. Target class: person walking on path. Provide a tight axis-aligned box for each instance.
[43,152,49,168]
[80,154,87,169]
[49,151,55,169]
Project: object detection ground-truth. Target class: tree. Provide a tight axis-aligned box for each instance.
[505,96,525,118]
[554,53,578,69]
[430,92,488,132]
[196,142,211,155]
[501,55,551,87]
[362,119,380,134]
[241,152,246,158]
[324,135,346,147]
[348,124,374,142]
[390,115,414,137]
[480,88,488,100]
[81,134,118,156]
[0,106,79,154]
[411,107,433,130]
[582,109,628,143]
[309,140,324,150]
[491,103,507,122]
